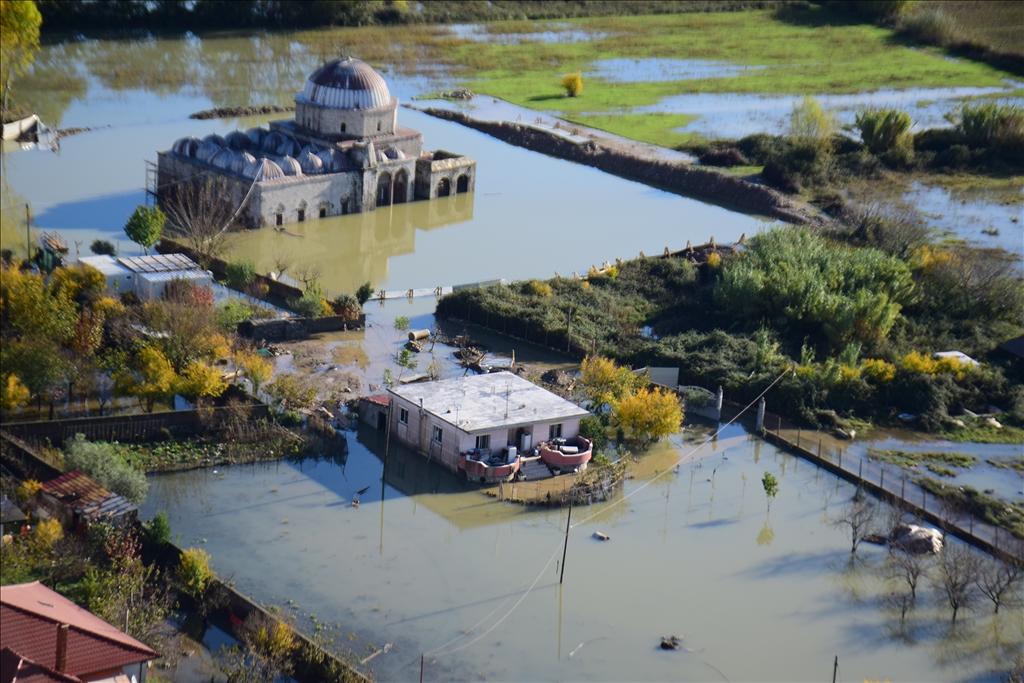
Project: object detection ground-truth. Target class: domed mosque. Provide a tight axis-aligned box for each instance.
[156,58,476,227]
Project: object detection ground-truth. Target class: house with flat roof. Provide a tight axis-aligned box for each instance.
[1,581,158,682]
[386,372,593,483]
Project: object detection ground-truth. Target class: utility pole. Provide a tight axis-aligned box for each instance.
[559,495,573,584]
[832,655,838,683]
[25,203,31,261]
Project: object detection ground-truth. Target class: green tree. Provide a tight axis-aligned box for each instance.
[63,434,150,504]
[355,281,374,306]
[0,0,42,120]
[90,239,117,256]
[123,204,166,255]
[225,257,256,286]
[761,472,778,513]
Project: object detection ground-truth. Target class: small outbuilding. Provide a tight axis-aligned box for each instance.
[39,471,138,534]
[78,253,212,301]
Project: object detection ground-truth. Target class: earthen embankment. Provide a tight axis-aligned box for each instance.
[416,107,823,226]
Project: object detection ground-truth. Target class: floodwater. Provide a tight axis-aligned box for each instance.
[141,416,1023,682]
[1,33,764,296]
[902,181,1024,260]
[625,82,1023,140]
[447,22,607,44]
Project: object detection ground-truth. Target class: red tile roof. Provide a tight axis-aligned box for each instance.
[1,647,80,683]
[0,583,158,680]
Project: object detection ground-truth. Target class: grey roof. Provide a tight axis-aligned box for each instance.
[78,255,132,276]
[118,253,200,273]
[388,371,589,435]
[300,57,393,110]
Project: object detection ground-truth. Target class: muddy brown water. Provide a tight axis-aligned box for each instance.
[3,29,1021,681]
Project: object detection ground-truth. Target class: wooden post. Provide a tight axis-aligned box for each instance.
[797,428,801,448]
[818,440,822,457]
[880,468,884,490]
[420,654,425,683]
[858,459,862,480]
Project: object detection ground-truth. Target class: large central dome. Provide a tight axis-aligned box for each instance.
[300,58,392,110]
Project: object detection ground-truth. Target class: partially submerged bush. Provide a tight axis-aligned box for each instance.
[945,102,1024,148]
[176,547,214,596]
[225,258,257,286]
[855,108,913,154]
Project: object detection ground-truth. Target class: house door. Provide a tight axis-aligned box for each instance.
[377,410,387,430]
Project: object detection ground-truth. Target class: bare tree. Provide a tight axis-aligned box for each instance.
[933,543,981,623]
[888,548,929,602]
[160,175,239,268]
[975,555,1023,614]
[292,262,323,289]
[830,495,877,554]
[271,252,293,278]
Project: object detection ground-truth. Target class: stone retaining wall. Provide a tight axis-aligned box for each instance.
[418,108,823,226]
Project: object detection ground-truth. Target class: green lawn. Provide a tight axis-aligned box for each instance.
[442,6,1015,147]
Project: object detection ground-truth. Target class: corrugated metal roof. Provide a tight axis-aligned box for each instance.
[363,394,389,407]
[39,472,136,520]
[1,583,158,678]
[117,253,199,273]
[40,471,110,506]
[77,256,132,277]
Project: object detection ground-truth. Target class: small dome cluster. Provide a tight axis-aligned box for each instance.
[170,127,347,180]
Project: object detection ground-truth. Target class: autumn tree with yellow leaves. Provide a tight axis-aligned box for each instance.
[578,356,683,448]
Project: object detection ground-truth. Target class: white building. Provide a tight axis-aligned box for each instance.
[78,253,212,301]
[386,372,591,475]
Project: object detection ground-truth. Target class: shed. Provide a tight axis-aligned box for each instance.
[135,269,213,301]
[77,255,135,294]
[359,394,390,429]
[1,494,28,535]
[39,471,138,532]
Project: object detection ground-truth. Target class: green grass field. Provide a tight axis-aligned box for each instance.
[441,6,1016,147]
[559,112,700,147]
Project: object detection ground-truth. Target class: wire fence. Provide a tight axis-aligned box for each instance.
[758,409,1024,565]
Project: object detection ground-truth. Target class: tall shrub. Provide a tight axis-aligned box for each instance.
[945,102,1024,148]
[562,72,583,97]
[855,108,913,153]
[63,434,149,504]
[788,96,839,158]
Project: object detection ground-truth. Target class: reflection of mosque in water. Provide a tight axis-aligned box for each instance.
[257,190,474,293]
[156,57,475,229]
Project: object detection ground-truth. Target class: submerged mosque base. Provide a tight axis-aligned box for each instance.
[156,57,475,229]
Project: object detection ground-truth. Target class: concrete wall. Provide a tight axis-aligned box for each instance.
[295,98,398,139]
[418,108,822,226]
[257,172,361,225]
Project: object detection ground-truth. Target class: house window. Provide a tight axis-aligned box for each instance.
[297,209,305,222]
[275,213,283,226]
[377,121,382,132]
[433,425,443,444]
[399,408,408,425]
[341,122,347,133]
[475,434,490,450]
[549,423,563,439]
[319,207,327,218]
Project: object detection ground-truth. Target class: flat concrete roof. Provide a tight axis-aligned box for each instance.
[388,371,589,435]
[78,255,132,276]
